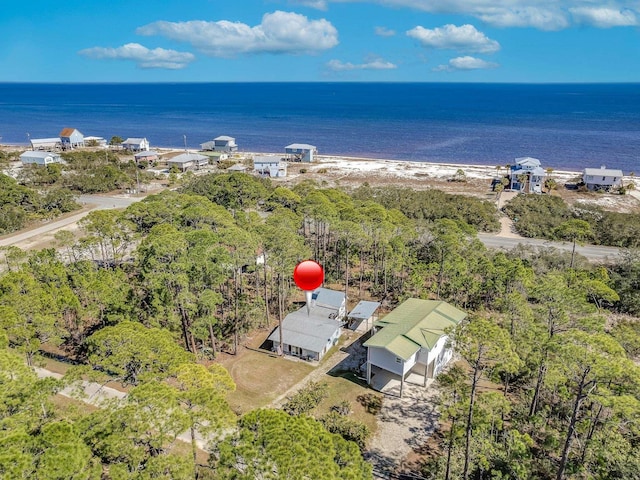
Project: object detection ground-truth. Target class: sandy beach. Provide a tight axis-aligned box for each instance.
[3,144,639,212]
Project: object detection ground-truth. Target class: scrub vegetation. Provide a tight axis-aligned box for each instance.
[1,171,639,479]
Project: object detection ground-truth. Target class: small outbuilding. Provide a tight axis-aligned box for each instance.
[285,143,317,163]
[347,301,381,332]
[167,153,209,172]
[60,128,85,149]
[364,299,466,397]
[253,156,287,178]
[201,136,238,153]
[20,151,62,166]
[583,166,624,191]
[30,138,62,150]
[122,138,150,152]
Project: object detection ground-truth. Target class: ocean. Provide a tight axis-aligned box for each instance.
[1,83,639,173]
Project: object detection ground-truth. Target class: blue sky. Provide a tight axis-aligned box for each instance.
[1,0,639,82]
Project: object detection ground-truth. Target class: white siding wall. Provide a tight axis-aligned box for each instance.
[369,347,403,376]
[426,336,448,365]
[369,347,419,376]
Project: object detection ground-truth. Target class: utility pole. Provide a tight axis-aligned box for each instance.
[27,132,31,150]
[183,134,187,152]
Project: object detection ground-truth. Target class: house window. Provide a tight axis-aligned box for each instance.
[395,357,402,364]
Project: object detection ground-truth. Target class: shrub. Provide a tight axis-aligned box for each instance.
[357,393,383,415]
[282,382,328,416]
[320,411,371,450]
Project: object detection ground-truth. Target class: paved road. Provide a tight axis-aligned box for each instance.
[478,233,622,261]
[0,194,144,248]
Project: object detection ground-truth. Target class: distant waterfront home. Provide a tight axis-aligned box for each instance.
[253,156,287,178]
[20,151,62,166]
[134,150,160,163]
[30,138,62,151]
[583,166,624,191]
[509,157,546,193]
[59,128,84,149]
[122,138,150,152]
[268,287,346,361]
[285,143,317,163]
[346,300,381,332]
[201,136,238,153]
[364,299,466,397]
[167,153,209,172]
[84,136,108,148]
[227,163,248,172]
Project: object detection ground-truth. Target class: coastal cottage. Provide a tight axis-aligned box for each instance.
[583,166,623,191]
[364,299,466,397]
[30,138,62,151]
[20,151,62,166]
[268,287,346,361]
[253,156,287,178]
[285,143,317,163]
[509,157,546,193]
[134,150,160,163]
[167,153,209,172]
[59,128,84,149]
[122,138,150,152]
[201,136,238,153]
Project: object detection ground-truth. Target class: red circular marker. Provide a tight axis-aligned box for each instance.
[293,260,324,291]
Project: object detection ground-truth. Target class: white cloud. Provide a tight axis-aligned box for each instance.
[407,24,500,53]
[327,57,397,71]
[78,43,195,69]
[289,0,328,10]
[137,11,338,56]
[570,7,638,27]
[434,55,499,71]
[375,26,397,36]
[321,1,640,30]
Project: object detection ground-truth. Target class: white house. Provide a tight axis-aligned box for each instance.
[167,153,209,172]
[268,287,346,361]
[509,157,546,193]
[201,136,238,153]
[364,299,466,397]
[583,166,624,191]
[122,138,150,152]
[285,143,317,163]
[20,151,62,166]
[60,128,84,149]
[253,156,287,178]
[30,138,62,150]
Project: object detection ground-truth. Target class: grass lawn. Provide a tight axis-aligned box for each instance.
[218,348,314,414]
[315,370,382,436]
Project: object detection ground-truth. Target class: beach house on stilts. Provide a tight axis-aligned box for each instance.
[508,157,546,193]
[364,299,466,397]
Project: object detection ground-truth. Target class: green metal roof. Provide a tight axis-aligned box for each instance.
[364,299,466,361]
